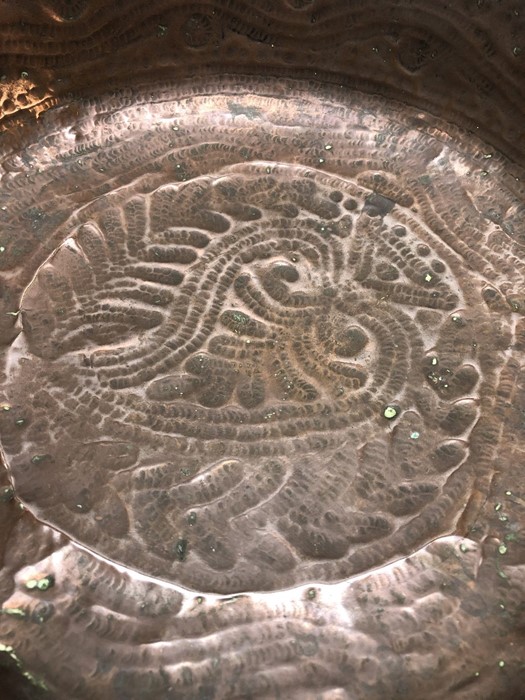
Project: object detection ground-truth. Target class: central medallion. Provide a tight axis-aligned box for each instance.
[2,81,516,592]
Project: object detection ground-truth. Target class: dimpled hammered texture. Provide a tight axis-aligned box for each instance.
[0,2,524,700]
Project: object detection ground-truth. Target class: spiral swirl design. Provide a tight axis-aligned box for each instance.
[1,81,522,596]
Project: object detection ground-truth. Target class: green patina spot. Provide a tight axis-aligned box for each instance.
[22,671,48,692]
[498,543,508,555]
[25,575,54,591]
[2,607,26,618]
[36,575,54,591]
[228,102,263,121]
[0,486,14,503]
[496,559,509,579]
[30,454,50,465]
[383,405,399,420]
[175,539,188,562]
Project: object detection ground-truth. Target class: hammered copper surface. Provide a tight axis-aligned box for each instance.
[0,2,524,699]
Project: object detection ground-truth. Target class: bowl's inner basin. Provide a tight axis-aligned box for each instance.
[1,77,522,595]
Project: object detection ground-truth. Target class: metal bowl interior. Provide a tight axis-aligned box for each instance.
[0,2,524,699]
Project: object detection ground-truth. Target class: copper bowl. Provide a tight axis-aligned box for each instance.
[0,2,524,698]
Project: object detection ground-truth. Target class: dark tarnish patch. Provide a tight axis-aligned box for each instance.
[228,101,264,120]
[363,193,396,216]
